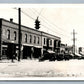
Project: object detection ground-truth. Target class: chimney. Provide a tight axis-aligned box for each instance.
[10,18,13,22]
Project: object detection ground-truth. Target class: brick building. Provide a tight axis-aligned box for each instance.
[0,18,61,60]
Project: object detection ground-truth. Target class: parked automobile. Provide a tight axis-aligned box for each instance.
[64,53,73,60]
[49,53,56,61]
[39,50,56,61]
[74,53,82,59]
[80,56,84,59]
[56,53,64,61]
[79,52,84,59]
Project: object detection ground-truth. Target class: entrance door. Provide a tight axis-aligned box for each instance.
[23,46,31,59]
[2,45,7,59]
[7,43,16,59]
[33,47,41,58]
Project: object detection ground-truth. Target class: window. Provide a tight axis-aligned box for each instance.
[7,29,10,40]
[50,40,52,45]
[30,35,32,43]
[56,41,58,47]
[38,37,40,44]
[58,41,61,47]
[14,31,17,40]
[34,36,36,44]
[44,38,45,45]
[25,34,27,43]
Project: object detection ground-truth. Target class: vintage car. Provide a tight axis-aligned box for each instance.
[39,50,56,61]
[74,53,82,59]
[64,53,74,60]
[56,53,64,61]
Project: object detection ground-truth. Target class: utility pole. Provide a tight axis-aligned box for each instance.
[18,8,21,61]
[72,29,76,55]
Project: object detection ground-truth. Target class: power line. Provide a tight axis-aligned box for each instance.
[13,8,70,38]
[31,8,68,33]
[21,10,35,20]
[38,8,44,17]
[22,9,67,37]
[13,8,35,20]
[41,24,70,38]
[31,8,70,38]
[12,8,72,46]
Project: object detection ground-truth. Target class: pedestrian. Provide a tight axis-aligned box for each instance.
[11,54,15,63]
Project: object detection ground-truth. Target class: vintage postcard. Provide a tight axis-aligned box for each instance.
[0,4,84,80]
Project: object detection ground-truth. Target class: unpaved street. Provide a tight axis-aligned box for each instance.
[0,59,84,77]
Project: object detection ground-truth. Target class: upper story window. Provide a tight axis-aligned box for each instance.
[14,31,17,40]
[38,37,40,44]
[58,41,61,47]
[7,29,10,40]
[50,40,52,45]
[34,36,36,44]
[25,34,27,43]
[30,35,32,43]
[56,40,58,47]
[44,38,45,45]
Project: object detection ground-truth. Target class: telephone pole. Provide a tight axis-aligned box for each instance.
[72,29,76,55]
[18,8,21,61]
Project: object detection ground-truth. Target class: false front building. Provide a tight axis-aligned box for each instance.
[0,18,61,60]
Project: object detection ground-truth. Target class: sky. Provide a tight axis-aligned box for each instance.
[0,4,84,48]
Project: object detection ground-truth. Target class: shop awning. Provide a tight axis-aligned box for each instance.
[23,43,42,48]
[47,50,55,53]
[34,46,42,48]
[23,43,33,47]
[2,45,8,47]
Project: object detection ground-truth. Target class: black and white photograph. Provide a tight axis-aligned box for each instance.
[0,4,84,79]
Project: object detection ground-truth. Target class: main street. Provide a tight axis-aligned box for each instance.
[0,59,84,77]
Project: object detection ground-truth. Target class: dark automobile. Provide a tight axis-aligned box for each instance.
[74,53,82,59]
[64,54,73,60]
[39,51,56,61]
[80,56,84,59]
[49,53,56,61]
[56,53,64,61]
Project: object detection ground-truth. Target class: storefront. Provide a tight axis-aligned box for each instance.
[2,41,18,59]
[22,44,42,59]
[23,46,32,59]
[33,46,42,58]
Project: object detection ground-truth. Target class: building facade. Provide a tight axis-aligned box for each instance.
[0,18,61,60]
[60,44,73,55]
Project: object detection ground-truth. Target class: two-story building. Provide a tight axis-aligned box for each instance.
[41,32,61,54]
[0,18,61,60]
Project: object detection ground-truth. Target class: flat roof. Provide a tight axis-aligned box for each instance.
[0,18,61,39]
